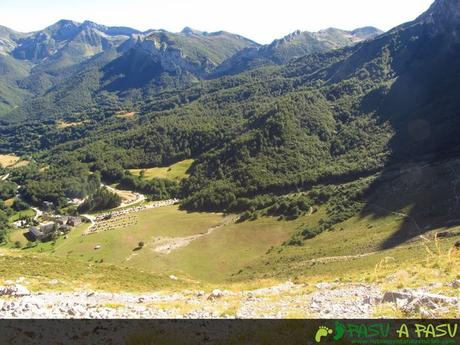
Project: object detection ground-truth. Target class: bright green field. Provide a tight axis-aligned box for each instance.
[8,208,36,223]
[9,203,458,284]
[4,203,459,295]
[235,206,460,283]
[10,205,299,283]
[129,159,194,181]
[0,247,183,292]
[126,215,298,282]
[43,205,223,258]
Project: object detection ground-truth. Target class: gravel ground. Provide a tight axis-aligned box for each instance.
[0,281,382,319]
[1,280,457,319]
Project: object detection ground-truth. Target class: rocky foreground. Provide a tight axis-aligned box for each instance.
[1,280,458,318]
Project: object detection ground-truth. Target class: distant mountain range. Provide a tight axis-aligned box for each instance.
[213,27,383,76]
[0,20,382,120]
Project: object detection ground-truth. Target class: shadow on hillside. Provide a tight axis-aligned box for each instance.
[358,35,460,249]
[361,158,460,249]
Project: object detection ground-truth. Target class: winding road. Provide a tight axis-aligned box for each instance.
[31,207,43,221]
[103,184,146,209]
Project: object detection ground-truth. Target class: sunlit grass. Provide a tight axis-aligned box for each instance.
[129,159,194,181]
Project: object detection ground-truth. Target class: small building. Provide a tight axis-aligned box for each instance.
[55,216,69,226]
[67,217,82,227]
[80,216,91,223]
[58,225,72,234]
[28,226,44,241]
[40,222,56,234]
[42,201,54,211]
[12,220,26,228]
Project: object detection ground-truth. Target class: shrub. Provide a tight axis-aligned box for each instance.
[302,228,319,240]
[12,199,30,212]
[286,236,303,246]
[78,187,122,213]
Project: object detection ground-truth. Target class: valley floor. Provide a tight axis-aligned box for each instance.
[2,159,460,318]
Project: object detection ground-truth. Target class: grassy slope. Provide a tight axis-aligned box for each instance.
[7,201,460,286]
[230,158,460,284]
[129,159,194,181]
[235,210,460,282]
[7,205,298,283]
[0,247,183,292]
[8,208,35,223]
[0,154,29,168]
[3,204,459,314]
[134,216,297,282]
[4,160,460,296]
[0,154,20,167]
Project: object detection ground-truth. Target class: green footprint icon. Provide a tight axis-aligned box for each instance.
[334,321,346,341]
[315,326,333,343]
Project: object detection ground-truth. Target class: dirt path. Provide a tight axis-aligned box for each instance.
[150,215,238,254]
[369,203,422,232]
[305,251,378,264]
[103,185,146,209]
[31,207,42,221]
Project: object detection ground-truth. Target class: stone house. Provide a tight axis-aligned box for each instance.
[67,217,82,227]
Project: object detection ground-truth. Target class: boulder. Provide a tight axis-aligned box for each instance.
[416,292,457,304]
[48,279,59,285]
[451,280,460,288]
[207,289,224,300]
[0,284,30,296]
[315,283,332,289]
[382,290,457,314]
[382,291,412,303]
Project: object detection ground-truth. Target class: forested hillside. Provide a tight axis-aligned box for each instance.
[1,0,459,248]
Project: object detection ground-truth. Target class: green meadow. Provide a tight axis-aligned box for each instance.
[129,159,194,181]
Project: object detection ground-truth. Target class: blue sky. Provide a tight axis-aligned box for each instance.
[0,0,434,44]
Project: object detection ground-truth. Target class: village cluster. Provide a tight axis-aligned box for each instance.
[27,215,86,242]
[17,198,180,243]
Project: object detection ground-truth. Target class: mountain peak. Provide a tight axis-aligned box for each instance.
[181,27,202,35]
[51,19,80,28]
[81,20,99,28]
[418,0,460,30]
[351,26,383,37]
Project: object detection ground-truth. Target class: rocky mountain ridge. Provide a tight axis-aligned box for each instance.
[213,26,382,76]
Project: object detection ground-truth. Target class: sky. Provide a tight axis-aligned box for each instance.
[0,0,435,44]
